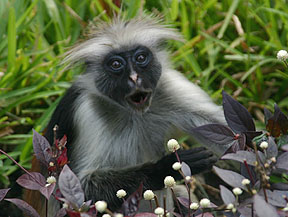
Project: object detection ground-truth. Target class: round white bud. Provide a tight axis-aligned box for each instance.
[241,179,250,186]
[167,139,180,152]
[154,207,165,215]
[102,214,111,217]
[172,162,182,170]
[226,203,234,209]
[116,189,127,198]
[271,157,276,163]
[232,208,237,213]
[62,203,68,209]
[185,176,192,182]
[164,176,176,188]
[143,190,155,200]
[46,176,56,184]
[260,141,268,149]
[49,162,54,167]
[277,50,288,60]
[232,187,243,196]
[95,201,107,213]
[114,214,124,217]
[190,202,199,210]
[199,198,210,208]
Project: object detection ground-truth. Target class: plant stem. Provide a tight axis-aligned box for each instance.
[263,188,268,202]
[175,150,181,163]
[163,195,167,217]
[0,148,44,186]
[154,195,160,208]
[243,160,255,185]
[170,188,183,217]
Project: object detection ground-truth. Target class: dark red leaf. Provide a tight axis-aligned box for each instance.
[40,182,56,200]
[221,151,256,166]
[274,104,288,135]
[181,161,191,177]
[67,210,81,217]
[33,129,51,166]
[264,108,273,125]
[121,183,143,216]
[191,124,235,155]
[54,207,67,217]
[58,165,84,208]
[222,91,255,133]
[16,172,46,190]
[276,152,288,171]
[267,119,281,137]
[0,188,10,201]
[57,147,68,167]
[253,194,279,217]
[5,198,40,217]
[134,213,157,217]
[177,196,189,208]
[220,185,236,204]
[213,166,247,190]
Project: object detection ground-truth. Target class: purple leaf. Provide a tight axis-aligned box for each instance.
[5,198,40,217]
[281,144,288,152]
[134,213,157,217]
[58,165,84,208]
[177,197,190,208]
[0,188,10,201]
[276,152,288,171]
[181,161,191,177]
[253,194,279,217]
[33,129,51,166]
[213,166,247,190]
[244,131,262,146]
[191,124,235,155]
[222,91,255,133]
[259,189,287,207]
[266,137,278,158]
[220,185,236,204]
[121,183,143,217]
[54,208,67,217]
[40,182,56,200]
[271,183,288,190]
[221,150,256,166]
[16,172,46,190]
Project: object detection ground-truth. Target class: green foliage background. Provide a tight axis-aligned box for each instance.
[0,0,288,187]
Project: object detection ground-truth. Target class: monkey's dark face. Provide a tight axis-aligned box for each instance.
[95,45,161,112]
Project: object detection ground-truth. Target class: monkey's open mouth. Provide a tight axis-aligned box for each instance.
[126,90,152,110]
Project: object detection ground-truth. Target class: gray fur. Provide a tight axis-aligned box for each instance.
[48,16,226,216]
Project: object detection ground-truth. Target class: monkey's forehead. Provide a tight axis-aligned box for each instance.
[63,17,182,65]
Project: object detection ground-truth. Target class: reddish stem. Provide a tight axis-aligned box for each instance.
[243,160,255,185]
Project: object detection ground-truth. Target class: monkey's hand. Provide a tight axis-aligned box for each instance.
[155,147,217,180]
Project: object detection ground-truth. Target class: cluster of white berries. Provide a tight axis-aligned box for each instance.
[154,207,165,216]
[260,141,268,149]
[241,178,250,186]
[167,139,180,152]
[190,202,199,210]
[45,176,56,187]
[164,176,176,188]
[172,162,182,170]
[232,187,243,196]
[95,201,107,213]
[277,50,288,61]
[143,190,155,200]
[116,189,127,199]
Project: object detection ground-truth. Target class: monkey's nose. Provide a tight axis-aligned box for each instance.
[129,73,138,84]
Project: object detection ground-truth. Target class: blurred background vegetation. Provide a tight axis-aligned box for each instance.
[0,0,288,207]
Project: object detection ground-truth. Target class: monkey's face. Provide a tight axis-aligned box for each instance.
[95,45,162,112]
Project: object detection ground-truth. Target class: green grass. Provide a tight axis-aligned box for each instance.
[0,0,288,186]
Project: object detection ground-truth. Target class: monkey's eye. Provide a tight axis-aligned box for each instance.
[136,54,147,63]
[107,56,125,72]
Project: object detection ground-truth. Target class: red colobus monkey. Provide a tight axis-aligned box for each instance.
[27,16,226,216]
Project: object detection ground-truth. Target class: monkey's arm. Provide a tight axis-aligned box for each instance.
[81,147,216,211]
